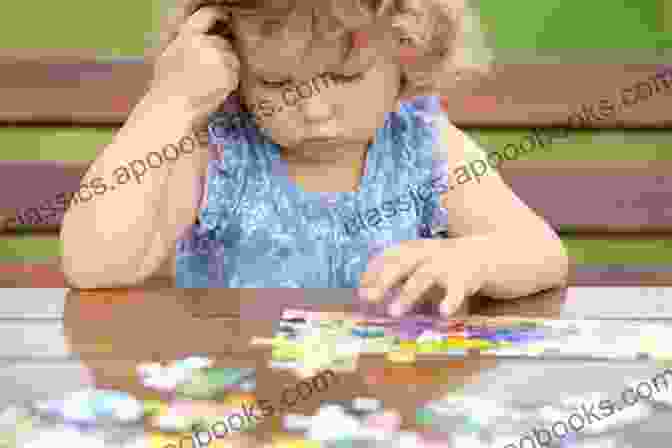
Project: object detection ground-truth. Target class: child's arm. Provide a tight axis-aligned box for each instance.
[360,118,568,315]
[433,119,569,299]
[60,5,239,288]
[60,87,211,289]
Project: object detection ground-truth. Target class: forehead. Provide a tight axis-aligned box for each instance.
[231,16,344,79]
[231,8,384,80]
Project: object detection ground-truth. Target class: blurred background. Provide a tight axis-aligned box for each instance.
[0,0,670,286]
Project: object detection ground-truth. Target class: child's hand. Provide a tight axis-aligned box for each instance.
[359,239,486,317]
[150,5,240,119]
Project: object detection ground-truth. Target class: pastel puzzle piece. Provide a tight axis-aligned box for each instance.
[275,310,672,361]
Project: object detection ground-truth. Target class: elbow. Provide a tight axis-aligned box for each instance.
[60,237,149,289]
[60,255,145,289]
[61,260,149,289]
[61,263,106,290]
[60,251,99,289]
[59,216,154,289]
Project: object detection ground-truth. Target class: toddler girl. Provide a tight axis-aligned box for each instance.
[61,0,568,316]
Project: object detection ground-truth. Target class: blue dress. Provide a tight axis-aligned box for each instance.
[175,95,478,287]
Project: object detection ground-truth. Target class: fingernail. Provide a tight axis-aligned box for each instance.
[440,302,457,316]
[384,285,403,302]
[368,256,385,273]
[388,301,405,317]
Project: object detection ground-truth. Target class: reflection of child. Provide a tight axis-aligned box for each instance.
[62,291,258,448]
[61,0,568,316]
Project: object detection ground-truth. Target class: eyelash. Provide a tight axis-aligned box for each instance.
[260,72,365,88]
[331,72,365,83]
[261,80,291,88]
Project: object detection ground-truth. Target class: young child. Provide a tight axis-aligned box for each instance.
[60,0,568,316]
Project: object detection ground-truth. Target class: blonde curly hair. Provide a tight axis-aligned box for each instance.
[149,0,494,101]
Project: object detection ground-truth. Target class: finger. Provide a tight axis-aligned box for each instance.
[207,37,241,70]
[359,252,386,288]
[389,264,437,317]
[360,245,429,302]
[182,4,232,36]
[439,288,466,317]
[359,241,424,289]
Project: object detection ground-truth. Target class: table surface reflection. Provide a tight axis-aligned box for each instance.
[2,286,672,447]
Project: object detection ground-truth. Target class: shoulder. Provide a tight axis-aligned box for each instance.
[390,95,453,172]
[393,96,444,144]
[397,96,491,168]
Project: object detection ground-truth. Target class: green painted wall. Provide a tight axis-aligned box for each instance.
[479,0,670,51]
[0,0,166,56]
[2,235,672,265]
[3,127,669,163]
[1,127,114,162]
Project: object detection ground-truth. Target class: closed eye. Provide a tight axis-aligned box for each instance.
[330,72,365,83]
[260,78,292,88]
[260,71,365,88]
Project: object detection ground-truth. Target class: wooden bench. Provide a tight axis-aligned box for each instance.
[1,56,671,287]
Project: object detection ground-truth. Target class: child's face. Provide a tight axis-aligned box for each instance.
[232,14,401,157]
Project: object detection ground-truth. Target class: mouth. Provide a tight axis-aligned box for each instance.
[301,137,344,145]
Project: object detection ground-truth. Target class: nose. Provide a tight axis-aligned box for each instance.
[297,89,335,124]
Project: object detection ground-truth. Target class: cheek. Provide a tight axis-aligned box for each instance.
[342,83,393,124]
[247,106,300,145]
[353,70,400,111]
[244,88,284,117]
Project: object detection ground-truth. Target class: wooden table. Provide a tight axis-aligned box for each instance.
[2,286,672,446]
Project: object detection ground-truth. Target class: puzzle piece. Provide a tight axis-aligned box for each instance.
[275,310,672,362]
[386,349,416,363]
